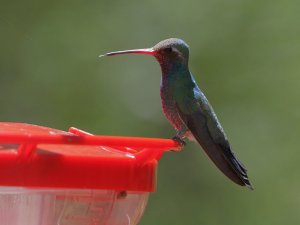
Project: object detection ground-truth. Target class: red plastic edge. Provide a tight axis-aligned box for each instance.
[0,123,180,192]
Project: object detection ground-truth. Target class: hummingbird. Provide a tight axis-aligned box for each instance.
[100,38,253,189]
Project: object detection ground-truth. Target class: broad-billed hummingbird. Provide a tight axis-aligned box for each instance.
[101,38,253,189]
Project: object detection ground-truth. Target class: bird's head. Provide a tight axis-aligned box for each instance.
[152,38,189,66]
[100,38,190,71]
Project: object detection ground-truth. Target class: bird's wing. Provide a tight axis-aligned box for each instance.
[175,86,252,188]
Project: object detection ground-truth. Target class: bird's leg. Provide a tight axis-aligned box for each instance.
[172,128,187,147]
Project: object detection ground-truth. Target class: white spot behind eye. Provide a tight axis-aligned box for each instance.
[171,47,180,54]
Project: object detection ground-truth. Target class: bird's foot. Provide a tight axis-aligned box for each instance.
[171,136,186,152]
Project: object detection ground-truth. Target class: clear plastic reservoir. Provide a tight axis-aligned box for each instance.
[0,187,148,225]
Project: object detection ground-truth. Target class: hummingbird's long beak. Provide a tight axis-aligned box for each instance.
[99,48,154,57]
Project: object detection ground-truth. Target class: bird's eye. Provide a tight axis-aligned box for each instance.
[165,47,173,53]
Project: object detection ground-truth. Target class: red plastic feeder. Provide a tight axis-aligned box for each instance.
[0,122,179,225]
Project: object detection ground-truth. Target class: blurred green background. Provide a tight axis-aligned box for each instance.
[1,0,300,224]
